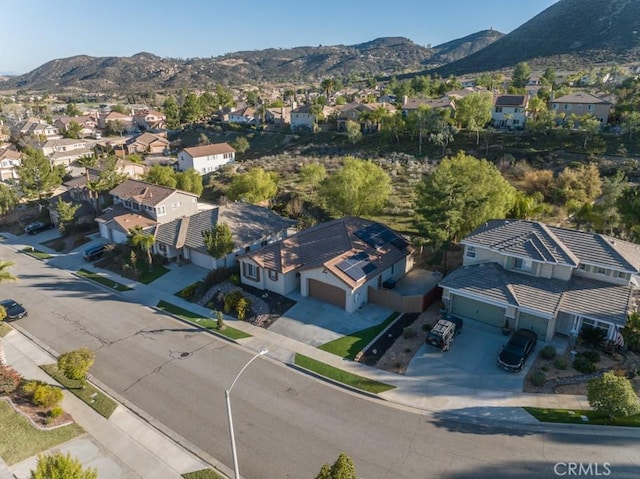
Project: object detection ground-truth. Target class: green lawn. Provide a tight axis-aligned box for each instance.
[318,312,400,359]
[40,364,118,419]
[524,407,640,427]
[76,269,133,292]
[294,353,395,394]
[21,247,53,260]
[136,262,170,284]
[156,300,252,340]
[0,322,12,337]
[0,400,84,465]
[182,469,224,479]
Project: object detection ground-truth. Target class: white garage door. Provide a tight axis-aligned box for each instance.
[189,249,214,269]
[111,229,128,244]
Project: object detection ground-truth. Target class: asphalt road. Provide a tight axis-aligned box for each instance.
[2,245,640,479]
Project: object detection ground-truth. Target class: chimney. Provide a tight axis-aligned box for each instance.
[403,95,408,106]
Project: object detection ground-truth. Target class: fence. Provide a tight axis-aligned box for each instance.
[367,285,442,313]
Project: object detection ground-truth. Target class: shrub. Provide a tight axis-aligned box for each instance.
[32,384,63,408]
[573,356,596,374]
[580,326,607,347]
[215,311,225,330]
[230,272,240,285]
[403,327,417,339]
[541,365,550,372]
[57,347,96,384]
[582,350,600,363]
[588,371,640,418]
[21,379,45,397]
[404,348,411,353]
[0,365,22,395]
[48,406,63,419]
[554,358,568,370]
[540,345,557,360]
[223,290,244,313]
[203,267,235,288]
[178,282,201,299]
[530,371,546,387]
[236,297,251,320]
[422,324,432,332]
[31,452,97,479]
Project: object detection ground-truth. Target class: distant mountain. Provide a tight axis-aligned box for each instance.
[0,32,502,93]
[433,0,640,75]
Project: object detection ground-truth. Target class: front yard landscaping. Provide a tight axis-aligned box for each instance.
[156,300,252,340]
[40,364,118,419]
[42,232,92,253]
[294,353,395,394]
[524,407,640,427]
[21,246,53,260]
[77,269,133,292]
[0,400,84,465]
[0,322,12,337]
[93,243,170,284]
[182,469,224,479]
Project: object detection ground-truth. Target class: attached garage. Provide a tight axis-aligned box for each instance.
[517,312,549,339]
[111,229,128,244]
[308,279,346,309]
[189,249,214,269]
[451,295,506,328]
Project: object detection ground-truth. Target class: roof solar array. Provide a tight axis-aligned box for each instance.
[336,252,376,281]
[355,223,405,251]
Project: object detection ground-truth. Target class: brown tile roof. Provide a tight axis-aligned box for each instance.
[109,179,184,207]
[182,142,235,158]
[244,217,412,289]
[95,204,157,233]
[0,149,21,160]
[133,133,169,146]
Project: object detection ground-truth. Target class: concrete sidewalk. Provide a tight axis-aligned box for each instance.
[2,329,227,479]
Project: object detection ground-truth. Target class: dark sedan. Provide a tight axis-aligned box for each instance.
[497,329,537,372]
[0,299,28,321]
[24,222,54,235]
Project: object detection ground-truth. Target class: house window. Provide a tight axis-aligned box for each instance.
[513,257,533,272]
[495,107,503,113]
[268,270,278,281]
[261,240,268,246]
[513,119,520,125]
[466,246,476,258]
[580,318,609,336]
[552,104,559,110]
[595,267,606,275]
[133,203,140,211]
[244,246,250,253]
[243,262,259,280]
[156,205,166,216]
[564,104,571,110]
[124,200,132,208]
[588,104,594,111]
[578,264,588,271]
[616,271,628,279]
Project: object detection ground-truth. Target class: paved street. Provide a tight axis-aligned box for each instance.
[2,243,640,478]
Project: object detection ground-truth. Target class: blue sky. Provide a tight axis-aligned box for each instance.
[1,0,559,74]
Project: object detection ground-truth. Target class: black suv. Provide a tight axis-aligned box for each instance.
[25,222,54,235]
[497,329,537,372]
[0,299,28,321]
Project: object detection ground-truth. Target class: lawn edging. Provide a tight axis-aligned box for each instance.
[76,269,133,292]
[40,364,118,419]
[524,406,640,427]
[21,246,53,260]
[293,353,395,396]
[155,300,252,341]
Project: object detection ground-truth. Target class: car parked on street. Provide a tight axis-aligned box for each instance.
[24,222,54,235]
[497,329,538,372]
[0,299,28,321]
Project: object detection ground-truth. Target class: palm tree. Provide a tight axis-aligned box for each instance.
[0,260,17,366]
[128,226,155,269]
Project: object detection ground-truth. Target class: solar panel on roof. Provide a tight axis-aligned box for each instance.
[355,223,399,250]
[336,252,376,282]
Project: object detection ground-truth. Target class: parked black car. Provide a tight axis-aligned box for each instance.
[24,222,54,235]
[0,299,28,321]
[497,329,537,372]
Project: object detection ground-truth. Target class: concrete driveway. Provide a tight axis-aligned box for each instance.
[406,319,539,392]
[268,292,394,346]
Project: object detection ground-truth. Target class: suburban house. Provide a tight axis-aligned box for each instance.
[155,202,295,268]
[336,102,396,132]
[228,106,258,125]
[41,138,93,167]
[491,94,529,129]
[439,220,640,342]
[239,217,414,313]
[11,118,60,139]
[126,132,170,155]
[290,104,335,132]
[550,92,613,125]
[265,107,291,125]
[133,109,166,130]
[53,116,98,137]
[0,148,21,181]
[95,179,198,243]
[176,143,236,175]
[401,96,456,117]
[98,111,134,130]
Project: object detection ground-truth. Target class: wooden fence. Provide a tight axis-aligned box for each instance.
[368,286,442,313]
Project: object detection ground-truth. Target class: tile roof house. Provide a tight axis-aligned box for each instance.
[98,111,134,130]
[41,138,93,167]
[0,148,21,181]
[53,116,98,137]
[155,202,295,269]
[336,102,396,133]
[401,96,456,116]
[228,106,258,125]
[126,132,170,155]
[439,220,640,341]
[550,92,613,125]
[176,143,235,175]
[491,94,529,129]
[133,109,166,130]
[95,179,198,243]
[240,217,414,313]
